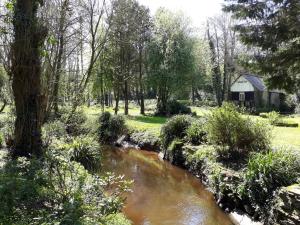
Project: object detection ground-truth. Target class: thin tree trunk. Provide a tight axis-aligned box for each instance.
[223,40,229,101]
[124,80,129,115]
[12,0,47,158]
[114,89,119,115]
[0,100,7,113]
[139,50,145,115]
[207,27,222,107]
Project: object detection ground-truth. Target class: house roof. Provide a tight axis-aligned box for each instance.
[243,74,266,91]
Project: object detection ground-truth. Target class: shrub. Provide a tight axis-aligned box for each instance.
[265,111,281,125]
[186,145,217,171]
[0,113,15,148]
[160,115,193,149]
[239,149,300,217]
[186,118,207,145]
[98,112,127,144]
[42,120,67,146]
[61,109,87,136]
[103,213,132,225]
[166,100,192,116]
[54,136,101,172]
[206,103,270,158]
[166,139,185,166]
[0,152,131,224]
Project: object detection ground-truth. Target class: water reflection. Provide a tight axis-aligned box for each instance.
[102,148,233,225]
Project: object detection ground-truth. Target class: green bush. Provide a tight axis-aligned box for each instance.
[160,115,193,149]
[186,118,207,145]
[42,120,67,146]
[166,100,192,116]
[98,112,127,144]
[239,149,300,217]
[0,113,15,148]
[186,145,217,171]
[53,136,101,172]
[61,109,87,136]
[265,111,281,125]
[206,103,270,158]
[0,152,131,224]
[166,139,185,166]
[103,213,132,225]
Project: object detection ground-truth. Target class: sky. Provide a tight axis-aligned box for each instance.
[137,0,225,29]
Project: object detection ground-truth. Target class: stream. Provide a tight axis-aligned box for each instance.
[102,148,234,225]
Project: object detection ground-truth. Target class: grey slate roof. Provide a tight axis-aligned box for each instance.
[244,74,266,91]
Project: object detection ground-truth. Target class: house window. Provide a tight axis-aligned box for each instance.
[239,92,245,101]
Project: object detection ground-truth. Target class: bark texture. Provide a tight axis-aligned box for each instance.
[12,0,47,157]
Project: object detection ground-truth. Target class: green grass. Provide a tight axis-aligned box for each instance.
[82,105,300,148]
[1,103,300,149]
[126,115,166,136]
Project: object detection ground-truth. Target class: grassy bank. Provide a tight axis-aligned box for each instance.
[82,105,300,149]
[1,104,299,148]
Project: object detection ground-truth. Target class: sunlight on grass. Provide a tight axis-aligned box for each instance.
[72,105,300,149]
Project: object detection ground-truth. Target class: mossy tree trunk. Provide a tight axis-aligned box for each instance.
[12,0,47,157]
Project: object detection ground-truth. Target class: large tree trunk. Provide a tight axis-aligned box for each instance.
[12,0,47,158]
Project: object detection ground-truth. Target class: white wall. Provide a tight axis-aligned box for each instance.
[231,76,254,92]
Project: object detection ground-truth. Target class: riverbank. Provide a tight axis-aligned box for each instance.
[101,147,234,225]
[123,131,300,225]
[79,105,300,225]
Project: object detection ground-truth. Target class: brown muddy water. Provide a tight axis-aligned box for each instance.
[102,148,234,225]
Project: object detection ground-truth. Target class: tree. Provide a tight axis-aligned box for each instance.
[0,65,8,112]
[207,25,223,106]
[11,0,48,157]
[189,38,213,103]
[148,9,194,115]
[135,5,151,115]
[100,0,150,115]
[224,0,300,92]
[206,14,238,105]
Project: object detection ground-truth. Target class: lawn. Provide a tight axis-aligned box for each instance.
[1,103,300,149]
[83,104,300,149]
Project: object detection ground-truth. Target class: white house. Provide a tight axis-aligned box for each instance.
[230,74,284,109]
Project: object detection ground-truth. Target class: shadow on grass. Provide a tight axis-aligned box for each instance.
[127,115,167,124]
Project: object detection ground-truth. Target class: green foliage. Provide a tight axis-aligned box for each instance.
[165,100,192,116]
[42,120,67,146]
[160,115,193,149]
[186,118,207,145]
[260,111,299,127]
[265,111,281,125]
[148,9,195,115]
[54,136,102,172]
[103,213,132,225]
[0,110,15,148]
[224,0,300,92]
[186,145,217,171]
[166,139,185,166]
[206,103,271,158]
[239,149,300,216]
[0,132,3,148]
[98,112,127,144]
[61,109,87,136]
[0,151,131,224]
